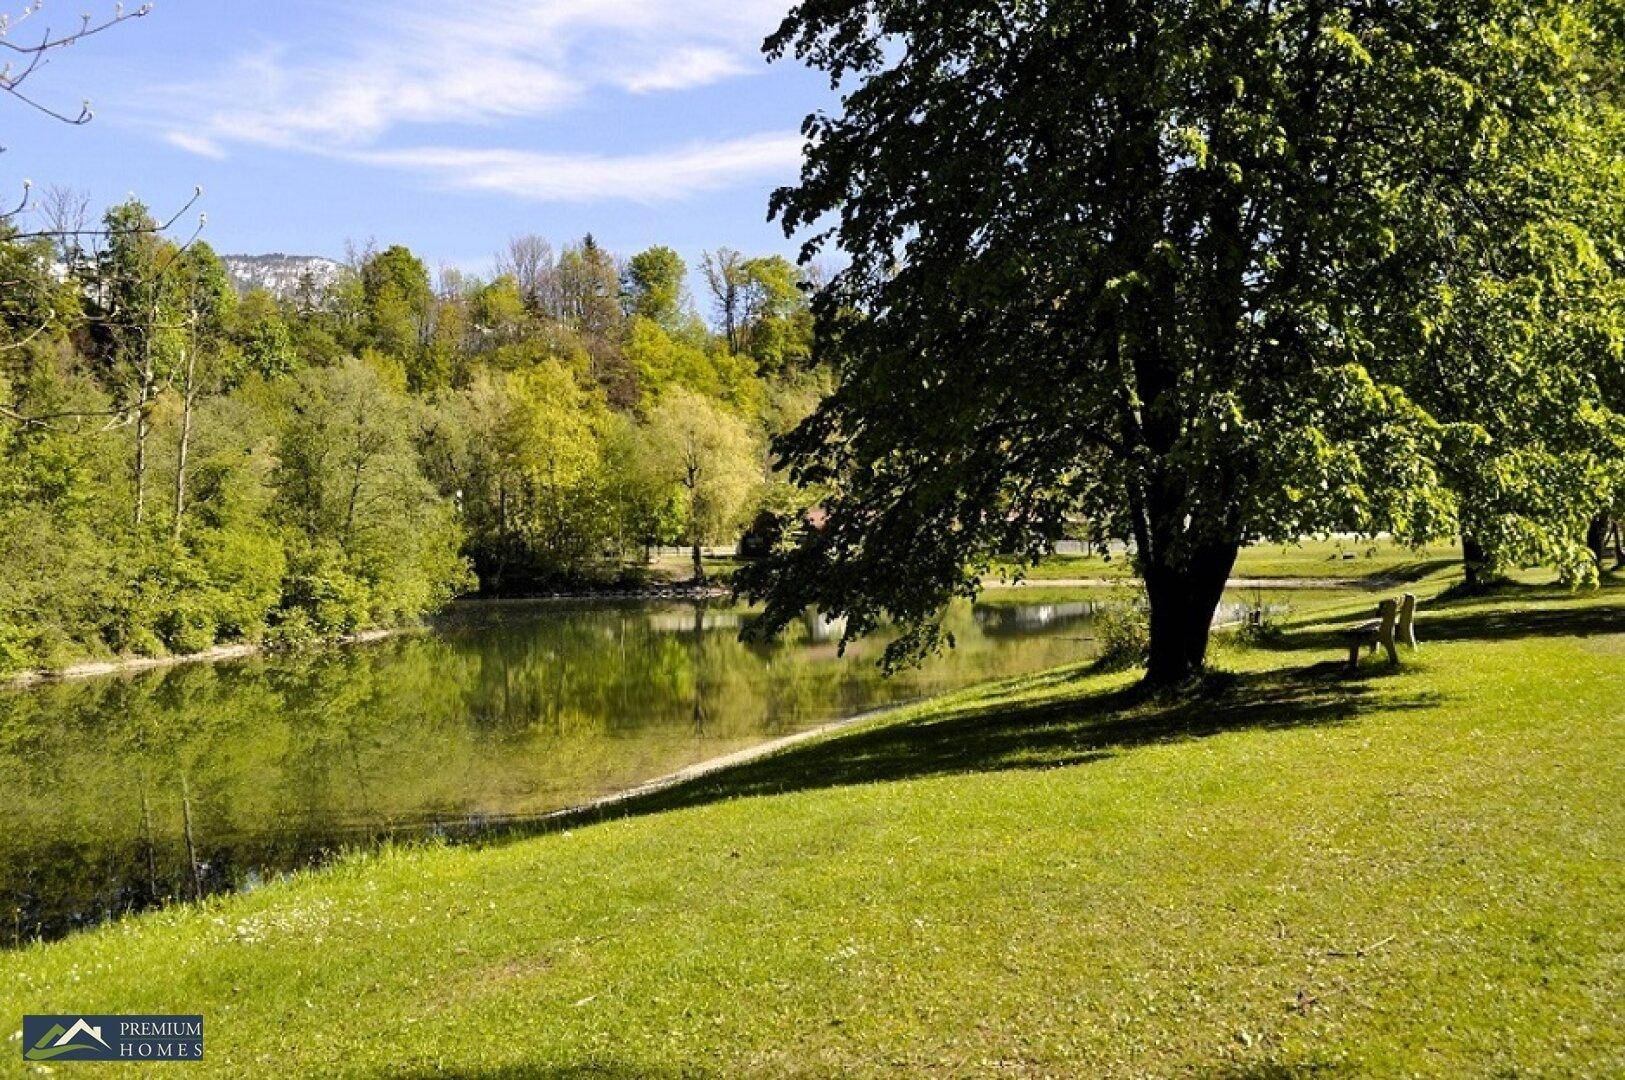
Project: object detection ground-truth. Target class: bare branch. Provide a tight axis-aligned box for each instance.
[5,183,201,236]
[0,3,155,151]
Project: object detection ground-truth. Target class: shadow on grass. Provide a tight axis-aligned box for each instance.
[390,583,1618,873]
[574,581,1619,825]
[1361,557,1460,584]
[1265,579,1624,656]
[560,663,1437,826]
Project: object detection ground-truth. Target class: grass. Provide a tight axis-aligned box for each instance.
[993,536,1461,584]
[2,575,1621,1076]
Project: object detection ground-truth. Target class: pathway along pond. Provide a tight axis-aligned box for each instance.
[1,593,1277,944]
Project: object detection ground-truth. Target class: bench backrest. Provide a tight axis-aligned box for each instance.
[1376,597,1398,641]
[1396,592,1417,643]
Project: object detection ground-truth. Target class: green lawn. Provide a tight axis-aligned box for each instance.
[3,577,1621,1077]
[994,536,1461,584]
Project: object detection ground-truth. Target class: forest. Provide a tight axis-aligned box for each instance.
[0,201,825,674]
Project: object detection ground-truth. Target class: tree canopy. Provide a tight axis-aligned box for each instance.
[738,0,1623,685]
[0,209,821,672]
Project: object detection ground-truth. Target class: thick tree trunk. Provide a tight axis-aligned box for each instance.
[1142,540,1239,688]
[1461,533,1497,588]
[691,540,705,583]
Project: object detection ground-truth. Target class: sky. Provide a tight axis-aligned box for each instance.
[0,0,835,279]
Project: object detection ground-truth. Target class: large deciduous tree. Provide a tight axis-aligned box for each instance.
[739,0,1619,685]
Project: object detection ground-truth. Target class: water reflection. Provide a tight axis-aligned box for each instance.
[0,598,1097,944]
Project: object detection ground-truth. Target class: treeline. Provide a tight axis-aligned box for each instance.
[0,205,825,673]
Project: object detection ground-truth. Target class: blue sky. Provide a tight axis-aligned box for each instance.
[1,0,833,277]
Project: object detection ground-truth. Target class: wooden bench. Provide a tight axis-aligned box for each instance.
[1340,593,1418,671]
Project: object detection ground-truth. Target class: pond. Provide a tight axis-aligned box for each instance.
[1,596,1128,945]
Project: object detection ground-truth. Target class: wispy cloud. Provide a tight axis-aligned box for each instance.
[622,46,751,94]
[356,132,804,203]
[150,0,799,203]
[164,131,226,160]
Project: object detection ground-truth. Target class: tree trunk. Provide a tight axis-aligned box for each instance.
[1141,540,1239,688]
[691,540,705,583]
[133,395,149,527]
[172,344,196,541]
[1461,533,1497,588]
[1585,514,1610,567]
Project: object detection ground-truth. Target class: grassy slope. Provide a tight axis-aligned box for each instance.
[3,579,1621,1077]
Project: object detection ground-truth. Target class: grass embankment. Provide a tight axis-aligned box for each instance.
[4,577,1621,1076]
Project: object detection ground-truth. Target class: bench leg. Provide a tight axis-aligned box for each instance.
[1347,642,1361,671]
[1383,639,1398,664]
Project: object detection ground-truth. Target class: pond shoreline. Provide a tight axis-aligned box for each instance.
[1,627,400,690]
[3,572,1372,689]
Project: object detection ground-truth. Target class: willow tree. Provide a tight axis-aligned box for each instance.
[738,0,1613,686]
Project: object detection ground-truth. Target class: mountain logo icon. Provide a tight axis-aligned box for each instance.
[25,1017,110,1061]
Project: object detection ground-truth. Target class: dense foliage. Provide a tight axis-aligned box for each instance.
[739,0,1624,684]
[0,219,824,673]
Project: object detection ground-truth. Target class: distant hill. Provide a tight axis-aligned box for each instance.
[221,253,343,299]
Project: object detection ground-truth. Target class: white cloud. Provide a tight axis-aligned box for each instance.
[621,46,750,94]
[356,131,804,203]
[164,131,226,159]
[155,0,791,178]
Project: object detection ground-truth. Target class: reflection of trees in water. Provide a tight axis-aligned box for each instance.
[0,599,1092,944]
[972,601,1103,636]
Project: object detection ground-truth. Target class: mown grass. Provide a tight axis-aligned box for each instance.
[994,536,1461,584]
[2,576,1620,1077]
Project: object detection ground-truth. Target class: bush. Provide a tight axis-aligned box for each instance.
[1235,591,1287,646]
[1092,601,1150,671]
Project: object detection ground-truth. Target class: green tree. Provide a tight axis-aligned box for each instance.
[421,363,609,590]
[623,246,689,328]
[231,289,298,379]
[624,316,763,414]
[169,241,238,540]
[738,255,813,373]
[645,389,761,581]
[275,357,470,630]
[358,245,436,388]
[602,413,684,561]
[468,275,533,353]
[1375,9,1625,586]
[87,199,184,528]
[741,0,1612,684]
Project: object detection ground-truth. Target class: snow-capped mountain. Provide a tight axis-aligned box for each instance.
[220,253,343,299]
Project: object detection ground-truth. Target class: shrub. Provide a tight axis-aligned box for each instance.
[1092,601,1150,671]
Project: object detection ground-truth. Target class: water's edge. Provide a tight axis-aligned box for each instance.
[2,627,401,690]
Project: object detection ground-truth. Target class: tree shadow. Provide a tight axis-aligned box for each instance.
[1363,557,1460,584]
[564,663,1437,825]
[1264,580,1623,656]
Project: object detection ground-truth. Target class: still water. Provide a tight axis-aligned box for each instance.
[1,597,1111,944]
